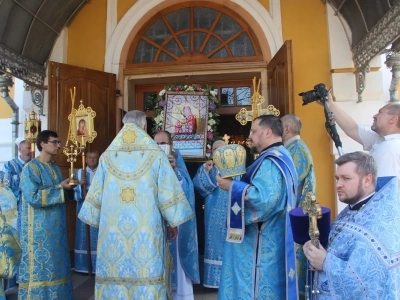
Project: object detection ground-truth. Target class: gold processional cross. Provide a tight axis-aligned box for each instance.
[222,134,231,144]
[301,191,322,248]
[234,77,280,149]
[301,191,323,297]
[235,77,280,126]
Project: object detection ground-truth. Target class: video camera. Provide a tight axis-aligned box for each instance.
[299,83,329,106]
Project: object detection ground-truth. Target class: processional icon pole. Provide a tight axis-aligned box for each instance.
[64,87,97,276]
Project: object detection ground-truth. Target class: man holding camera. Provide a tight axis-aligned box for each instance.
[154,131,200,300]
[322,91,400,180]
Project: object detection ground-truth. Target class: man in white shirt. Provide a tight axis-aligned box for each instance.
[323,92,400,178]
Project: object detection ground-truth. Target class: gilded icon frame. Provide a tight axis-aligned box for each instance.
[68,101,97,144]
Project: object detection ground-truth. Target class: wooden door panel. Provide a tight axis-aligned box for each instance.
[267,40,294,116]
[48,62,117,176]
[48,62,116,258]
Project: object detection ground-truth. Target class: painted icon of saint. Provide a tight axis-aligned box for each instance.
[77,119,89,136]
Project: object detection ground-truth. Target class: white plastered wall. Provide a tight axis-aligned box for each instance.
[327,4,390,213]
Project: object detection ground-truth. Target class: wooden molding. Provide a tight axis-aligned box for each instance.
[124,61,268,76]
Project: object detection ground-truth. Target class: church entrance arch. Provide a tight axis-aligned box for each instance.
[121,1,274,143]
[107,0,289,258]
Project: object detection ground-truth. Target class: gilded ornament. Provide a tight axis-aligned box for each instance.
[213,144,247,178]
[120,187,136,205]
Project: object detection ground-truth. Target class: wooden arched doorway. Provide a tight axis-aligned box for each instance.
[121,2,294,257]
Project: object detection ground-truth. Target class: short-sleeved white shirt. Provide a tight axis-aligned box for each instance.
[358,126,400,178]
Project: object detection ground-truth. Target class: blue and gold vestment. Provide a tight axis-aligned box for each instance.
[73,167,99,273]
[193,164,229,288]
[78,124,194,300]
[285,136,316,296]
[2,157,26,238]
[317,176,400,299]
[285,136,316,207]
[0,184,20,299]
[19,159,74,300]
[2,157,28,292]
[169,149,200,291]
[218,145,298,300]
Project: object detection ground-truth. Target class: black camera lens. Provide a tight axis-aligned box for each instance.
[299,90,319,106]
[299,83,328,106]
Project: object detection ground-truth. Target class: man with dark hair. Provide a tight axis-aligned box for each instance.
[74,150,100,274]
[322,92,400,180]
[78,110,194,299]
[303,151,400,298]
[154,131,200,300]
[19,130,74,299]
[216,114,299,299]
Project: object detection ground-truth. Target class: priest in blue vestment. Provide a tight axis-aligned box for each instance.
[73,150,100,273]
[0,183,21,299]
[2,139,31,236]
[282,114,317,297]
[154,131,200,300]
[216,115,298,300]
[193,140,228,288]
[19,130,74,300]
[2,139,31,292]
[281,114,316,207]
[304,152,400,299]
[78,111,194,300]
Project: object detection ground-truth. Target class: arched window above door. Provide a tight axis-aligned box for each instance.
[127,3,263,65]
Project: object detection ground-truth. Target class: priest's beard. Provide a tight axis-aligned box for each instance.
[341,179,365,205]
[250,146,258,155]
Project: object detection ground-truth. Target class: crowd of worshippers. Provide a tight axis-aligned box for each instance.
[0,91,400,300]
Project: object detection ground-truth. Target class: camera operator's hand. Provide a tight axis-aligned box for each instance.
[317,89,335,106]
[327,89,335,103]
